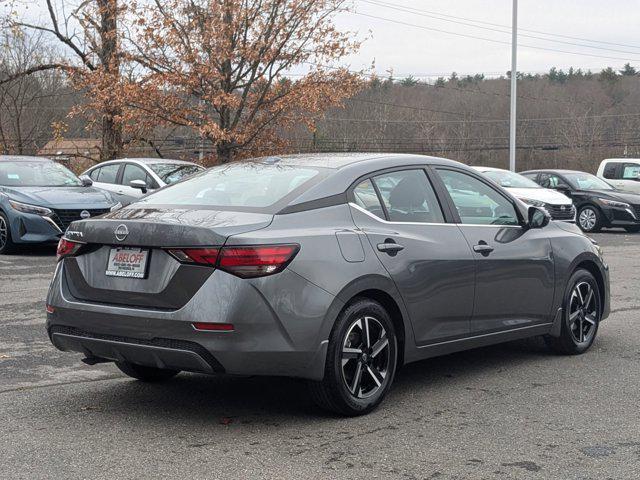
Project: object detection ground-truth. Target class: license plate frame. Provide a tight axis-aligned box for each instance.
[105,247,151,279]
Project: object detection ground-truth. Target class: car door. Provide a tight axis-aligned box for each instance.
[89,163,124,198]
[349,168,476,345]
[433,167,555,335]
[618,163,640,193]
[118,163,157,202]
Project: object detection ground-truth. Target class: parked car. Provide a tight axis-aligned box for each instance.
[0,156,120,254]
[83,158,205,204]
[47,154,610,415]
[473,166,575,222]
[521,169,640,233]
[596,158,640,194]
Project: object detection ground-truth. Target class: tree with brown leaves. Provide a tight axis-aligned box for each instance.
[125,0,362,163]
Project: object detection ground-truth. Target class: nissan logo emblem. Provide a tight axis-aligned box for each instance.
[80,210,91,219]
[114,224,129,242]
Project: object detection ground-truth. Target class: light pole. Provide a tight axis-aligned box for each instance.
[509,0,518,172]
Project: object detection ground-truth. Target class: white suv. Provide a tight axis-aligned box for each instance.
[473,166,576,222]
[596,159,640,194]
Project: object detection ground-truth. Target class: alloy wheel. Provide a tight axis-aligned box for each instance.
[341,316,391,399]
[579,208,597,231]
[0,216,7,249]
[569,281,599,344]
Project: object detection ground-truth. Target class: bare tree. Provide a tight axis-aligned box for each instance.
[0,28,67,154]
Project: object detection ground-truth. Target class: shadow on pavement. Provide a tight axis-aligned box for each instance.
[44,337,552,424]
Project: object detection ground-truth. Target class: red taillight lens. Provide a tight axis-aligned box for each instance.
[218,245,299,278]
[167,244,299,278]
[167,248,219,265]
[192,322,234,332]
[56,237,83,262]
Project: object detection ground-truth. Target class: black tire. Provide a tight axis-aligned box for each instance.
[577,205,602,233]
[546,269,601,355]
[625,225,640,233]
[308,298,398,416]
[115,361,180,382]
[0,211,17,255]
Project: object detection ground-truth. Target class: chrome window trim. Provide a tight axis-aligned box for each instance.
[349,202,524,228]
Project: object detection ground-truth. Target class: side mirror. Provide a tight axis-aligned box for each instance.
[528,206,550,229]
[130,179,148,194]
[79,175,93,187]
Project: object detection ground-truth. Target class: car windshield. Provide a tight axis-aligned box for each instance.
[481,170,541,189]
[0,161,81,187]
[149,163,205,185]
[138,162,323,210]
[564,172,613,190]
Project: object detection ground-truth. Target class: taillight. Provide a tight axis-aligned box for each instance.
[56,237,83,261]
[167,248,219,265]
[167,244,299,278]
[219,245,299,278]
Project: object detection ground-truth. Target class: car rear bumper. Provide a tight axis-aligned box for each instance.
[46,262,339,380]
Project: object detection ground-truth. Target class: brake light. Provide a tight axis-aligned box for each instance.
[56,237,83,261]
[167,244,299,278]
[219,245,299,278]
[167,248,219,265]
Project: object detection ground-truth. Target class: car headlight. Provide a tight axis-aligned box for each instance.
[519,198,546,208]
[110,202,123,212]
[600,199,630,209]
[8,200,52,216]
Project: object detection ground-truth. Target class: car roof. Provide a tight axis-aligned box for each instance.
[0,155,52,163]
[520,169,585,175]
[472,166,504,172]
[251,153,463,170]
[98,158,199,166]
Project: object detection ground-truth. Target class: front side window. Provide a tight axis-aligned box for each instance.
[353,179,385,219]
[372,169,444,223]
[122,164,150,186]
[539,173,570,189]
[437,169,520,226]
[138,163,324,211]
[88,168,101,181]
[0,161,81,187]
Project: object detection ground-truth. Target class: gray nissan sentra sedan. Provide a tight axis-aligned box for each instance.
[46,153,610,415]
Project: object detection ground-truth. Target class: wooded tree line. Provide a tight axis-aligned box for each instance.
[300,66,640,173]
[1,0,639,173]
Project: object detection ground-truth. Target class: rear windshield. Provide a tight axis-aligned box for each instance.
[149,163,204,185]
[138,162,324,211]
[0,161,81,187]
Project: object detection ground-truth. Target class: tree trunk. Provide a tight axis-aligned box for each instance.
[216,142,234,164]
[98,0,123,161]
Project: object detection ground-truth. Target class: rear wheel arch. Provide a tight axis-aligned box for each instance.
[339,289,406,369]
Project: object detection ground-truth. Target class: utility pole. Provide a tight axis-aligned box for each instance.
[509,0,518,172]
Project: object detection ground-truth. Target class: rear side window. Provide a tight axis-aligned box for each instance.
[372,169,445,223]
[603,162,620,179]
[96,164,120,184]
[138,163,324,211]
[353,179,385,219]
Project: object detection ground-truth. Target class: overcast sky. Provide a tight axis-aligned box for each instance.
[14,0,640,80]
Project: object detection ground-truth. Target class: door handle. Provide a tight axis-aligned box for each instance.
[473,243,494,255]
[377,242,405,254]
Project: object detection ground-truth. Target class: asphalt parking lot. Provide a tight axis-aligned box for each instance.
[1,232,639,479]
